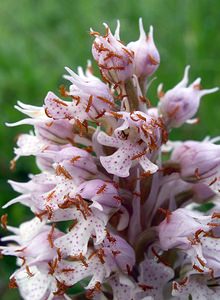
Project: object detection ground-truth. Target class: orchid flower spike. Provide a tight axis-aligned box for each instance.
[3,18,220,300]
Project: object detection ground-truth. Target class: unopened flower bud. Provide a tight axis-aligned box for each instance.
[91,22,134,83]
[158,208,210,251]
[158,66,219,128]
[171,140,220,189]
[127,18,160,80]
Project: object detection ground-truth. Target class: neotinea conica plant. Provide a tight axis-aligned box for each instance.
[1,18,220,300]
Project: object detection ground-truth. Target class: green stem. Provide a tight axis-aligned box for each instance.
[134,227,157,263]
[124,78,139,111]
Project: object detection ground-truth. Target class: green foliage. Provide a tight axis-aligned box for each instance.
[0,0,219,298]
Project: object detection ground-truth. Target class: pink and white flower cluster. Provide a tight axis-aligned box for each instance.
[1,18,220,300]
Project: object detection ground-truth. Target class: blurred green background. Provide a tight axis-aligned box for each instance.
[0,0,219,298]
